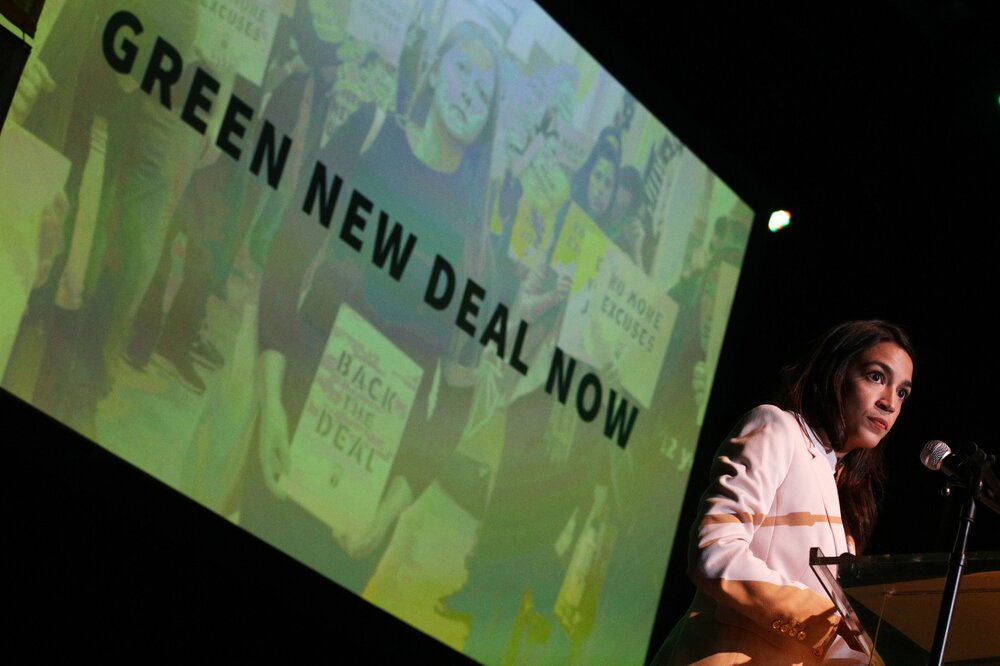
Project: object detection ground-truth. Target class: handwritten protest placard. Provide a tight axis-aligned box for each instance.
[195,0,282,85]
[559,233,677,409]
[283,304,423,537]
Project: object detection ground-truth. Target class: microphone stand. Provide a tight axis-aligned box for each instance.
[928,443,994,666]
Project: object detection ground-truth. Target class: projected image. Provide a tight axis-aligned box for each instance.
[0,0,752,663]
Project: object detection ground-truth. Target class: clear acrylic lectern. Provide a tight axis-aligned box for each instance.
[809,548,1000,665]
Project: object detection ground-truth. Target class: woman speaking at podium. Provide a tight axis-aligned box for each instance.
[653,320,915,665]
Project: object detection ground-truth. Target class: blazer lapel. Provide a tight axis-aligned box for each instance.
[796,417,849,555]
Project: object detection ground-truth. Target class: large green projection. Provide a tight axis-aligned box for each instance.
[0,1,752,663]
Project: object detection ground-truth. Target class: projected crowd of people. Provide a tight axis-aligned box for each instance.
[0,1,752,663]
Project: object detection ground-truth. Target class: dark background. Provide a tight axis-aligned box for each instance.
[5,0,1000,662]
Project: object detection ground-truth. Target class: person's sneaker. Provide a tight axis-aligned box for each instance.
[191,336,224,370]
[154,347,207,395]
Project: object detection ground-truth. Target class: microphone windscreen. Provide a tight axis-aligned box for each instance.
[921,440,951,471]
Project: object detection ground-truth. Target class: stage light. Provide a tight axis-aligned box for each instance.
[768,210,791,232]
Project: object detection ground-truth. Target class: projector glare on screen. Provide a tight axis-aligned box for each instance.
[0,1,754,663]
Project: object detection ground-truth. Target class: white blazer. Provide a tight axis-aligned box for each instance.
[652,405,868,665]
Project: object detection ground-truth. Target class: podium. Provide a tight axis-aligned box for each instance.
[809,548,1000,665]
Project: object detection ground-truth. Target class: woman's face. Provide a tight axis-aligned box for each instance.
[432,38,496,145]
[587,156,616,215]
[841,341,914,453]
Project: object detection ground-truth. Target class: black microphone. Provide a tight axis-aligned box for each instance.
[920,440,972,481]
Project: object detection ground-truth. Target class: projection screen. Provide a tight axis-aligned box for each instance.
[0,1,753,663]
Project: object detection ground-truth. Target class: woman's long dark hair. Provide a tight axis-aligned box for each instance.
[781,320,916,553]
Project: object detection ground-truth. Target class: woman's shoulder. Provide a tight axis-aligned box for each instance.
[736,404,800,430]
[728,405,809,453]
[711,405,812,483]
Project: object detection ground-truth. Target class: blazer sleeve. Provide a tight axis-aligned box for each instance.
[687,404,842,657]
